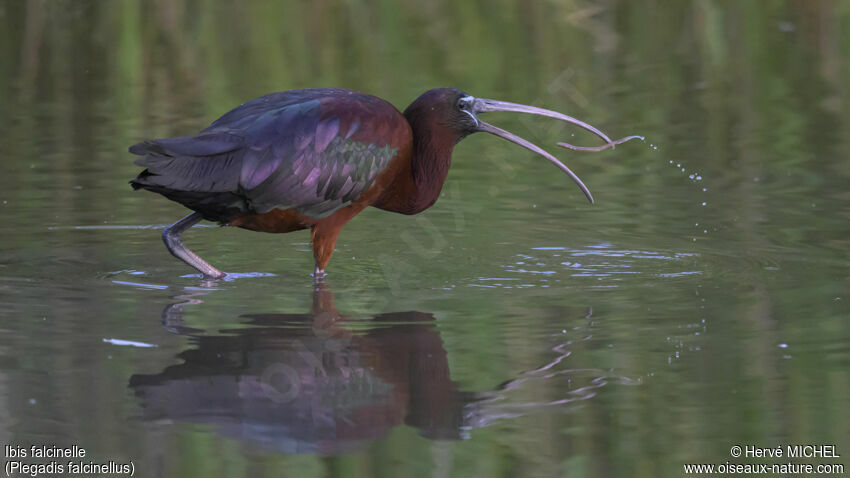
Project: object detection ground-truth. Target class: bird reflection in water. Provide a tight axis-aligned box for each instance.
[130,285,634,455]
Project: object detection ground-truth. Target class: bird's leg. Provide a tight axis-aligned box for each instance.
[310,224,341,281]
[162,212,227,280]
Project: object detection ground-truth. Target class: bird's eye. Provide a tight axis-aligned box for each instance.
[457,96,473,110]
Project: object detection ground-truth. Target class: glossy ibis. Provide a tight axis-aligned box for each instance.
[131,87,635,279]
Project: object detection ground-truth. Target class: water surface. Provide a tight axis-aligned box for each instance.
[1,2,848,476]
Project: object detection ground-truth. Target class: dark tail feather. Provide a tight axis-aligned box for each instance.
[129,135,248,222]
[130,179,248,223]
[131,154,242,193]
[129,134,242,157]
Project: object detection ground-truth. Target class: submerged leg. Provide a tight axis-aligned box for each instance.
[162,212,226,280]
[310,224,341,280]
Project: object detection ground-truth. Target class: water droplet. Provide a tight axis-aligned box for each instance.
[701,202,707,206]
[777,343,788,348]
[29,398,37,405]
[689,174,695,179]
[702,188,707,192]
[696,175,702,181]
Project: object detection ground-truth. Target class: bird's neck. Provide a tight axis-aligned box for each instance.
[373,111,458,215]
[407,123,455,213]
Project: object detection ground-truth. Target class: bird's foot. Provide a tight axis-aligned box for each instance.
[203,271,227,281]
[312,267,326,283]
[196,270,226,287]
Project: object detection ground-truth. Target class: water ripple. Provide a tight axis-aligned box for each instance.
[470,243,702,288]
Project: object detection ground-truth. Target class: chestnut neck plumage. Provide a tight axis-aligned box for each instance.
[374,102,466,215]
[405,114,459,214]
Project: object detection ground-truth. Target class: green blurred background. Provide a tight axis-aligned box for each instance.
[0,1,849,477]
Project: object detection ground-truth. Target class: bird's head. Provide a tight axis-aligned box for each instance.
[404,87,615,204]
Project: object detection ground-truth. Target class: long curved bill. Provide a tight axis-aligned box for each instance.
[471,98,614,204]
[476,121,595,204]
[473,98,614,146]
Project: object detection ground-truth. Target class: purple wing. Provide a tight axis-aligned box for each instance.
[130,89,403,222]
